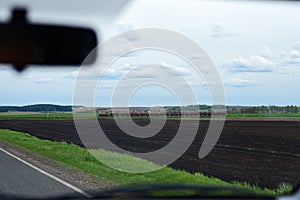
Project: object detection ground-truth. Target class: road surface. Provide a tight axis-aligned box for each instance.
[0,148,91,199]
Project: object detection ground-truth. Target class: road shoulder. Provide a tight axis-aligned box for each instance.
[0,139,114,193]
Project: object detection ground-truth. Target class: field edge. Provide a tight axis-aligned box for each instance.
[0,129,292,196]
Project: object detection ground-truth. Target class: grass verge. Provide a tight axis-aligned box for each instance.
[0,129,292,196]
[0,113,74,120]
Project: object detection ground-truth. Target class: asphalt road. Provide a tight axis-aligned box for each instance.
[0,148,90,199]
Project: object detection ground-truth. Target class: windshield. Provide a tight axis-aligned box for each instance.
[0,0,299,199]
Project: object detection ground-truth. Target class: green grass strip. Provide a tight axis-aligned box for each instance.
[226,113,300,118]
[0,113,74,120]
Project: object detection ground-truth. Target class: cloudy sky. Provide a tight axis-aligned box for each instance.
[1,0,300,106]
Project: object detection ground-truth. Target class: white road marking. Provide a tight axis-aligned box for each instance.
[0,148,92,198]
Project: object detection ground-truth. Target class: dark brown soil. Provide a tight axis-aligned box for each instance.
[0,118,299,189]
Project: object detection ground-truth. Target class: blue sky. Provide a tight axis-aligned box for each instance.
[1,0,300,106]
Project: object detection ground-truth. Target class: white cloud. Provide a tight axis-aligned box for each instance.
[225,78,256,87]
[0,64,11,71]
[118,20,139,33]
[160,60,190,75]
[124,67,157,79]
[106,37,137,56]
[120,60,190,80]
[281,50,300,65]
[188,53,213,73]
[291,41,300,50]
[260,45,273,57]
[116,20,141,41]
[280,41,300,65]
[226,44,300,75]
[211,22,237,38]
[33,78,54,84]
[103,20,141,41]
[227,55,275,73]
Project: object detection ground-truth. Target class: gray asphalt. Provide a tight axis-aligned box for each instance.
[0,149,85,199]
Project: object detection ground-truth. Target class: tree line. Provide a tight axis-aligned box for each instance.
[0,104,298,114]
[227,105,299,114]
[0,104,72,112]
[168,105,299,114]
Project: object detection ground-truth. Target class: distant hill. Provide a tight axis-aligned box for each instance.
[0,104,73,112]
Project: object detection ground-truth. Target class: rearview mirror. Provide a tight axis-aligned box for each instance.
[0,8,98,71]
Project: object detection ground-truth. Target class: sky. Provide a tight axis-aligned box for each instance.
[1,0,300,106]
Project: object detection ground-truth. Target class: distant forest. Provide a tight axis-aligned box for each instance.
[0,104,299,114]
[227,105,299,114]
[0,104,72,112]
[168,104,299,114]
